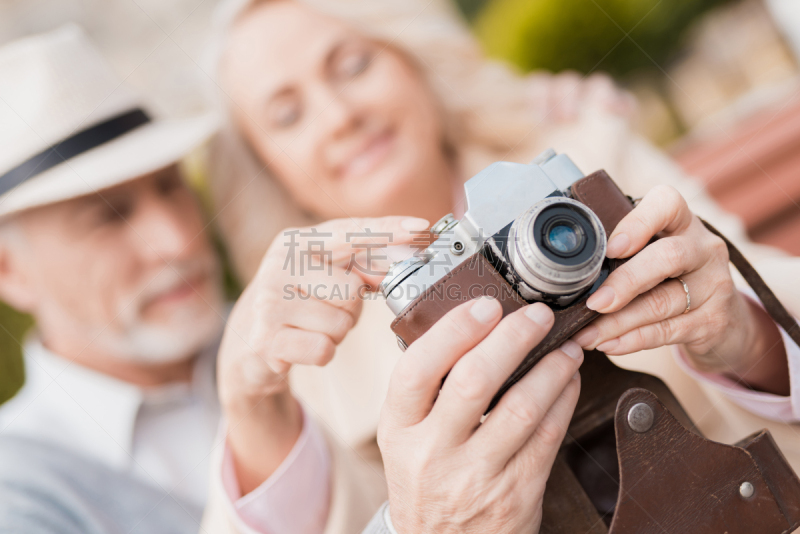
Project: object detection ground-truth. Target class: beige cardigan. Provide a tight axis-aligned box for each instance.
[202,111,800,533]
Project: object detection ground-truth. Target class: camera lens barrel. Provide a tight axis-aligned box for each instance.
[508,197,606,296]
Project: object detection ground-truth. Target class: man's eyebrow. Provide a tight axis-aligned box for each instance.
[72,195,104,209]
[64,195,106,220]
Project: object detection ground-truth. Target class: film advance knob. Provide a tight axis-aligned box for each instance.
[430,213,458,237]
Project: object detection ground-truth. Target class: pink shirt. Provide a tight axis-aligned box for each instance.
[220,406,331,534]
[674,290,800,423]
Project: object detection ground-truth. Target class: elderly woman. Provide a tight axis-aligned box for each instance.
[203,0,800,531]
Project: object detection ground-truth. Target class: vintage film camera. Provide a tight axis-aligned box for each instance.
[379,151,800,534]
[380,149,635,410]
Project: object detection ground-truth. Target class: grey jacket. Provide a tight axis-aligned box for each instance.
[0,435,395,534]
[0,436,202,534]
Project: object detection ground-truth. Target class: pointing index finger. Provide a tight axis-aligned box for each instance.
[264,216,430,285]
[277,216,430,259]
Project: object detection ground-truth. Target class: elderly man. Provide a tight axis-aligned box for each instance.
[0,23,231,530]
[0,24,350,533]
[0,25,586,534]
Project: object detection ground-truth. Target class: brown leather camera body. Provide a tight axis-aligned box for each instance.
[389,170,800,533]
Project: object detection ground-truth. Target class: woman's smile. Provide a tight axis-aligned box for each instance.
[334,126,397,182]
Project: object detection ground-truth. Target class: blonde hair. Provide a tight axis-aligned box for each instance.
[206,0,542,281]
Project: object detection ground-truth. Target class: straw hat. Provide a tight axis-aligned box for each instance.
[0,24,218,218]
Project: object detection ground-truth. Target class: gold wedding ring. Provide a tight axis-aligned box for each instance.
[677,277,691,314]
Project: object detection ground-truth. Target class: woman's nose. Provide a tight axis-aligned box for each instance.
[317,91,361,138]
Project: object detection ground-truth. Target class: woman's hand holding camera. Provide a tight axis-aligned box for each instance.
[217,216,429,494]
[573,185,789,395]
[379,297,583,534]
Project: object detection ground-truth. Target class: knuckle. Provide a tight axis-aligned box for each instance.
[493,498,515,518]
[341,297,363,322]
[708,235,729,261]
[647,285,675,318]
[627,327,648,349]
[307,334,335,366]
[328,313,355,344]
[626,210,651,237]
[588,72,611,84]
[449,362,494,403]
[601,314,622,337]
[392,359,428,396]
[555,71,581,88]
[613,266,639,293]
[534,415,567,450]
[658,318,679,343]
[695,321,712,342]
[659,238,687,268]
[434,314,477,347]
[376,420,394,451]
[351,292,365,314]
[503,393,544,428]
[502,313,547,348]
[652,184,682,207]
[718,275,735,297]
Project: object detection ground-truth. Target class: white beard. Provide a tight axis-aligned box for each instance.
[73,261,227,365]
[98,298,225,364]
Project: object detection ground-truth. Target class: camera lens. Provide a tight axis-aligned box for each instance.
[547,225,578,253]
[543,216,585,257]
[532,205,596,266]
[509,198,606,297]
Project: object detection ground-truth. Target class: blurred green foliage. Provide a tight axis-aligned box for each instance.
[461,0,733,78]
[0,302,31,405]
[457,0,489,21]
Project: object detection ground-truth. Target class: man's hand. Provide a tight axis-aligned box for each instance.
[378,297,583,534]
[218,216,429,494]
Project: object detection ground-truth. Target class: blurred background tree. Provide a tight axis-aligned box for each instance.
[457,0,798,145]
[460,0,734,78]
[0,303,30,404]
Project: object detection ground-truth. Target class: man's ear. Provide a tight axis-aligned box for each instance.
[0,238,38,314]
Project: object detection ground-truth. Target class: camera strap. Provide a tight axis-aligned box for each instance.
[700,218,800,349]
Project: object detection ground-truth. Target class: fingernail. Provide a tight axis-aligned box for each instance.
[559,340,584,361]
[470,296,501,323]
[524,302,553,326]
[586,286,615,311]
[572,371,581,381]
[573,326,598,348]
[596,338,620,352]
[606,233,630,258]
[401,218,430,232]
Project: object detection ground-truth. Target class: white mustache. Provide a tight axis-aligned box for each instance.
[128,261,216,312]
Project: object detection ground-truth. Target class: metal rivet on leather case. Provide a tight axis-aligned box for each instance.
[627,402,654,433]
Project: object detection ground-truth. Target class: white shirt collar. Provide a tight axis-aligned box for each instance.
[0,335,218,471]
